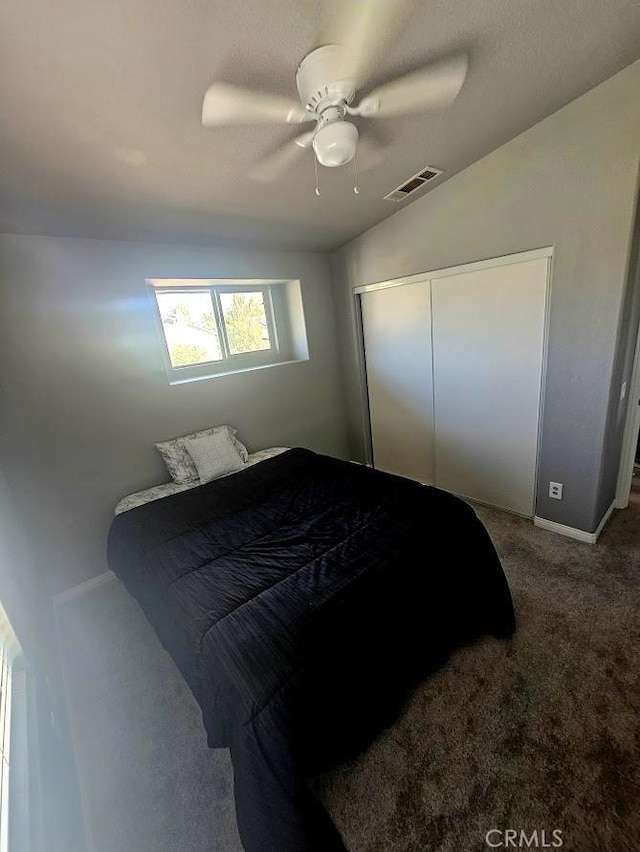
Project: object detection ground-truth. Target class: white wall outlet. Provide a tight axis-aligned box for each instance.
[621,381,627,401]
[549,481,563,500]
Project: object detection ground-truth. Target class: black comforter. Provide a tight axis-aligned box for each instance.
[107,448,515,851]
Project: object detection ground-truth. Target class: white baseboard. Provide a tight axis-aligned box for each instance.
[53,571,116,607]
[534,501,616,544]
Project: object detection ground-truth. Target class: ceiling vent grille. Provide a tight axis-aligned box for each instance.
[384,165,444,202]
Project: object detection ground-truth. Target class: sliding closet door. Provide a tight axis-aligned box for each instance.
[361,281,434,483]
[431,257,547,516]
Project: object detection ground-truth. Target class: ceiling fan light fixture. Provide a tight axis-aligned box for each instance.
[202,4,469,185]
[312,121,359,167]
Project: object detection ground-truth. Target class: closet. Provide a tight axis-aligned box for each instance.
[358,249,550,517]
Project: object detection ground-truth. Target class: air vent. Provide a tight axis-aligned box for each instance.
[384,165,444,202]
[419,167,441,181]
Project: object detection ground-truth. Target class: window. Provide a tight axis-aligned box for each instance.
[149,279,308,384]
[0,638,12,852]
[0,603,20,852]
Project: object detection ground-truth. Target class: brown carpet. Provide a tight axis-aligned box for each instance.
[316,502,640,852]
[57,500,640,852]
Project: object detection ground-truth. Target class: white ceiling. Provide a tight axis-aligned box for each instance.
[1,0,640,251]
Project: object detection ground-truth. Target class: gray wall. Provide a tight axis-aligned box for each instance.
[332,58,640,534]
[0,234,348,596]
[0,464,51,667]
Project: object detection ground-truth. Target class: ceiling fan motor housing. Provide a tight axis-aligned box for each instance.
[296,45,355,115]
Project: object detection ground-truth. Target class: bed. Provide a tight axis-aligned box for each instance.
[107,447,515,851]
[113,447,289,515]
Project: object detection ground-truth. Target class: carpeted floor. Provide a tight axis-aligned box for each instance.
[56,499,640,852]
[56,578,243,852]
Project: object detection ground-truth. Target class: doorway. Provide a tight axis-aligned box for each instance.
[615,183,640,510]
[632,441,640,505]
[616,321,640,508]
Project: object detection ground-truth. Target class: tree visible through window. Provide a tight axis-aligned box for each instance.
[220,292,270,355]
[155,287,273,369]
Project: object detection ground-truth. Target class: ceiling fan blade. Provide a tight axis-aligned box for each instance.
[357,139,386,172]
[361,54,468,118]
[202,83,312,127]
[249,131,315,182]
[320,0,418,88]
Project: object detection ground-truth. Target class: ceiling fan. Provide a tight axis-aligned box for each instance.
[201,0,468,183]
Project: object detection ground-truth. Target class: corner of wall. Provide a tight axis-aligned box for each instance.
[329,248,368,461]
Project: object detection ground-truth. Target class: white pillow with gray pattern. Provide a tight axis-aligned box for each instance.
[155,425,248,483]
[182,429,245,483]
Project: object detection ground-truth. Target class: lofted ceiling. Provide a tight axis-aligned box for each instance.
[1,0,640,251]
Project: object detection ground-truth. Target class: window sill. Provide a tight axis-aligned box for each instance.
[167,356,309,386]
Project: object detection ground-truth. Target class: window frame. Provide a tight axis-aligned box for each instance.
[0,638,12,852]
[150,280,287,383]
[0,603,21,852]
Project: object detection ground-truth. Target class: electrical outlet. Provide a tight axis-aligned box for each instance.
[621,381,627,401]
[549,482,563,500]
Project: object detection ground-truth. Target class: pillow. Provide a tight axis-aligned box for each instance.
[182,429,245,484]
[155,425,248,483]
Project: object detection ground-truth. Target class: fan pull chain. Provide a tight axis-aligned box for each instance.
[314,156,321,196]
[353,150,360,195]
